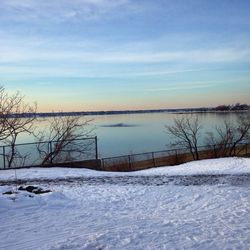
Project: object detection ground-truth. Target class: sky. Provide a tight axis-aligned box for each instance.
[0,0,250,112]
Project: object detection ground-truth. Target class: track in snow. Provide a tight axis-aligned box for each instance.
[1,173,250,186]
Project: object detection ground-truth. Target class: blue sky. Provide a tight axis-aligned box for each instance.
[0,0,250,111]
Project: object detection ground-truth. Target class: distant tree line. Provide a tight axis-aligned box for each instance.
[212,103,249,111]
[1,103,249,119]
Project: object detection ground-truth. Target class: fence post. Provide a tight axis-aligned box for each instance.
[152,152,156,167]
[3,146,6,169]
[95,136,98,159]
[49,141,53,164]
[128,155,131,169]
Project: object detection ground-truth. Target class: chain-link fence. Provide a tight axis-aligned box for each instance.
[1,140,249,171]
[0,137,98,169]
[101,143,250,172]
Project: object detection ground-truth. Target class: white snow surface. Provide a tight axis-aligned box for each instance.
[0,157,250,250]
[0,157,250,181]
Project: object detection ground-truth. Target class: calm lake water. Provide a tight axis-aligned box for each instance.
[16,112,242,158]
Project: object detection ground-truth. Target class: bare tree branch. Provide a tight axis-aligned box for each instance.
[36,115,95,165]
[0,86,37,168]
[205,114,250,157]
[166,115,202,160]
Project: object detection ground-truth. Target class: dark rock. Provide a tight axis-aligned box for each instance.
[18,185,51,194]
[18,186,26,191]
[32,189,51,194]
[26,186,38,193]
[3,191,14,195]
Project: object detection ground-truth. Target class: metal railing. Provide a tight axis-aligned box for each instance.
[0,136,98,169]
[101,143,250,171]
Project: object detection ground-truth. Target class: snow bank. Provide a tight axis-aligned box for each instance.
[137,157,250,176]
[0,157,249,181]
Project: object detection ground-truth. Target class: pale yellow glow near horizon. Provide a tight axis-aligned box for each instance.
[36,95,250,112]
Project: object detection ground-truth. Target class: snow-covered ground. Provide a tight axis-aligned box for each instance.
[0,157,250,250]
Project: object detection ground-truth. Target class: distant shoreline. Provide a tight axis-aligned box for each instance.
[8,108,250,118]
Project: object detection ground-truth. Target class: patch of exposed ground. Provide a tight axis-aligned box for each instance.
[1,174,250,186]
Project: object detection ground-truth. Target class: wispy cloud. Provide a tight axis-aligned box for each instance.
[1,45,249,64]
[0,64,210,79]
[144,78,250,92]
[90,49,250,63]
[0,0,143,22]
[145,83,217,92]
[1,34,250,80]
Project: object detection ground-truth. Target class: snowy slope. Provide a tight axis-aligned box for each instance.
[0,157,250,250]
[0,157,250,181]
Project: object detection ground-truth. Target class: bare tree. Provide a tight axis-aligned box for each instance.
[0,86,37,168]
[205,114,250,157]
[36,115,95,165]
[166,115,202,160]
